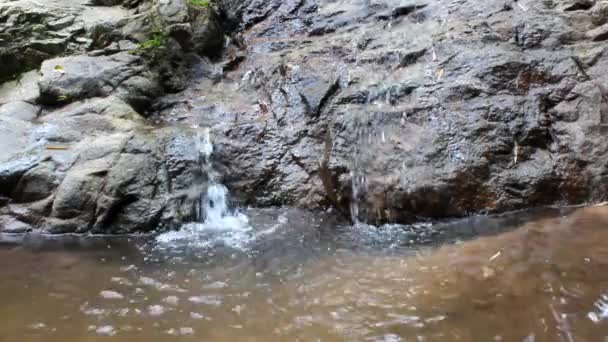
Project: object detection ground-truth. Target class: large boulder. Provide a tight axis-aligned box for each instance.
[37,53,161,111]
[0,0,137,83]
[154,0,608,224]
[0,94,205,233]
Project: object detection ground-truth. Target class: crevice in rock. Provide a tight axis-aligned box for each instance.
[376,4,428,21]
[315,79,340,118]
[398,48,428,68]
[97,194,139,230]
[563,2,594,11]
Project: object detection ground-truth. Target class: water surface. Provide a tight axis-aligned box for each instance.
[1,206,608,341]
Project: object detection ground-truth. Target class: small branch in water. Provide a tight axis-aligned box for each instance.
[489,251,501,262]
[46,145,69,151]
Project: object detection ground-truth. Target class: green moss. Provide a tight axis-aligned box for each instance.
[131,31,166,54]
[188,0,210,8]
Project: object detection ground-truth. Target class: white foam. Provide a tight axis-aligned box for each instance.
[156,128,253,250]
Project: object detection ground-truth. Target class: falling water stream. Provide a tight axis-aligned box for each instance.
[157,127,251,249]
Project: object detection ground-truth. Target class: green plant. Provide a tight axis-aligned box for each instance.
[131,31,166,54]
[188,0,210,8]
[57,94,71,102]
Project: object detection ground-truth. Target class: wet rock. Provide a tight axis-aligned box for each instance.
[0,92,204,233]
[586,22,608,40]
[187,4,224,57]
[0,215,32,233]
[591,0,608,25]
[0,116,36,164]
[145,0,608,225]
[0,101,40,121]
[4,0,608,232]
[557,0,597,11]
[37,52,160,109]
[11,162,62,203]
[90,0,125,5]
[0,0,135,83]
[0,70,41,105]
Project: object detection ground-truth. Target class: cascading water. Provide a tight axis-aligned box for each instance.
[349,118,369,226]
[193,127,232,225]
[349,84,395,226]
[157,127,251,248]
[204,183,229,224]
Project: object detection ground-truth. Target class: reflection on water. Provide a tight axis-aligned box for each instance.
[1,206,608,341]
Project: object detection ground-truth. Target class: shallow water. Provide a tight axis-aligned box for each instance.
[2,206,608,341]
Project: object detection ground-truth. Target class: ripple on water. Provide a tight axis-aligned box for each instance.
[156,215,253,250]
[188,295,223,306]
[3,206,608,340]
[162,296,180,306]
[100,290,124,300]
[147,305,166,316]
[94,325,116,336]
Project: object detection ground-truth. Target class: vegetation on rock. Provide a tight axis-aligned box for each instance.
[131,31,167,54]
[188,0,210,8]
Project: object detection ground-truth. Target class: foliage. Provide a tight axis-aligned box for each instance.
[57,94,71,102]
[188,0,210,8]
[131,31,166,55]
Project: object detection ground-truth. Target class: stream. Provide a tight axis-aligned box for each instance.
[2,205,608,341]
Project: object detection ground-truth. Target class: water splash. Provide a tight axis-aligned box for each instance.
[157,127,252,249]
[588,294,608,323]
[205,184,228,223]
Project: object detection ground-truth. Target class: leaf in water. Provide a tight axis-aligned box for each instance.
[54,65,65,74]
[489,251,501,262]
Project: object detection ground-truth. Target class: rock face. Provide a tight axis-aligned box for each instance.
[0,0,132,83]
[0,95,205,233]
[3,0,608,233]
[0,0,223,233]
[156,0,608,224]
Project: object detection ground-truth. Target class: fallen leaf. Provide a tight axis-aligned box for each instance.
[438,68,445,80]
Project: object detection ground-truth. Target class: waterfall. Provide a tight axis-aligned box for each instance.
[157,127,251,248]
[194,127,230,224]
[349,122,369,225]
[204,184,229,224]
[349,82,399,225]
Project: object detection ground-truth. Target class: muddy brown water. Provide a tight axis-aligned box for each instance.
[1,206,608,341]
